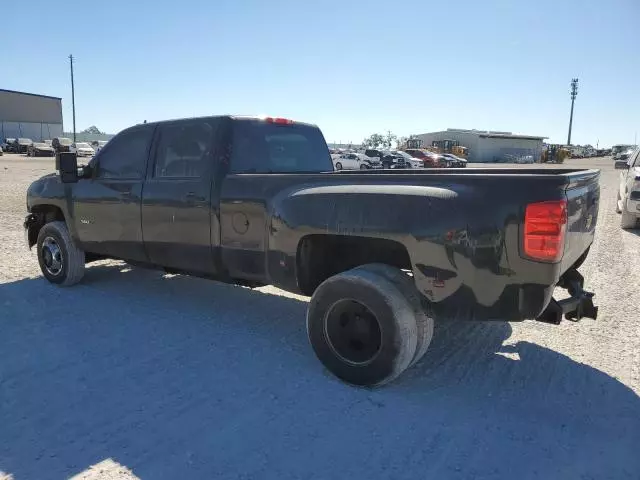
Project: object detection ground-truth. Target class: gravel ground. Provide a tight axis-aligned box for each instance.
[0,154,638,480]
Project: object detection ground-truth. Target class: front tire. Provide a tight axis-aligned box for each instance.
[335,162,343,170]
[360,164,368,170]
[36,221,85,286]
[307,265,419,386]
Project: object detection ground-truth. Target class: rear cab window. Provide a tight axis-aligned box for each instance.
[230,119,332,173]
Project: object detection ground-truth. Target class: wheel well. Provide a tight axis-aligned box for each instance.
[296,234,412,296]
[27,205,65,247]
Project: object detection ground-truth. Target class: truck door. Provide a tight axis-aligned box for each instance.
[141,118,221,274]
[72,124,153,261]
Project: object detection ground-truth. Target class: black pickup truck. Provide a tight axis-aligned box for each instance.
[24,116,600,386]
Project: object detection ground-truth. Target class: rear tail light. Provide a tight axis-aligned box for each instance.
[523,200,567,262]
[265,117,294,125]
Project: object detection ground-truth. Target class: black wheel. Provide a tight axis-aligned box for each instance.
[360,164,368,170]
[36,221,85,286]
[335,162,343,170]
[353,264,434,367]
[307,265,418,386]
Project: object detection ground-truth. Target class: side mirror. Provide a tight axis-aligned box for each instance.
[58,152,79,183]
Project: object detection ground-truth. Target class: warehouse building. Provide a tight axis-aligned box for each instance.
[414,128,547,163]
[0,89,63,142]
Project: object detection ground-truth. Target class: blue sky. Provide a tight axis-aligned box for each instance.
[4,0,638,147]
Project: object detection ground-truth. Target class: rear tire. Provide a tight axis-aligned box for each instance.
[620,205,637,229]
[36,221,85,286]
[352,264,434,367]
[360,164,368,170]
[335,162,342,170]
[307,265,418,387]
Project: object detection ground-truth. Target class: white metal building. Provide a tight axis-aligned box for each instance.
[0,89,63,142]
[414,128,547,163]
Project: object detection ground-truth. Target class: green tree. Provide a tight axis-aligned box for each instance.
[362,133,385,149]
[383,131,397,149]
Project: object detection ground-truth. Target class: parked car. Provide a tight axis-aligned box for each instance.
[405,148,443,167]
[381,151,423,169]
[441,153,468,168]
[614,149,634,168]
[616,147,640,229]
[13,138,33,154]
[52,137,73,153]
[27,142,55,157]
[364,148,384,160]
[24,115,600,387]
[43,139,53,146]
[333,152,381,170]
[2,138,16,152]
[70,142,95,157]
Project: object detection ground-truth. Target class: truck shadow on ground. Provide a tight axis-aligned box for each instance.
[0,263,638,480]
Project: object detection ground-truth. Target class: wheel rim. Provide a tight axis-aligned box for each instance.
[41,236,63,276]
[336,163,342,170]
[324,299,382,365]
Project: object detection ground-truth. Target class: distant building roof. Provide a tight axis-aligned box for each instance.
[417,128,547,141]
[0,88,62,101]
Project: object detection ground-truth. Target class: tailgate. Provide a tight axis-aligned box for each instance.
[561,169,600,273]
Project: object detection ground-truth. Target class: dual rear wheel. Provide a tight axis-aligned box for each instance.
[307,264,434,386]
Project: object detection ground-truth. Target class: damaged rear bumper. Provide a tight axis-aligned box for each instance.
[536,268,598,325]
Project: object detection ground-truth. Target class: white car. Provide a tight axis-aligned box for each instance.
[333,153,381,170]
[70,142,95,157]
[616,147,640,229]
[388,151,423,168]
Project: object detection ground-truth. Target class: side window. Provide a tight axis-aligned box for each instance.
[154,120,216,178]
[96,127,152,179]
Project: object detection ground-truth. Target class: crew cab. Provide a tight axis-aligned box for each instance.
[24,115,600,386]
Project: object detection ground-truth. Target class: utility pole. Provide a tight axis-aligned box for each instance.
[567,78,578,146]
[69,54,77,143]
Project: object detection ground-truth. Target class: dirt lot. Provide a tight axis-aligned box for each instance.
[1,154,639,480]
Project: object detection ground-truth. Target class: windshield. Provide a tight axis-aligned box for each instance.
[231,120,332,173]
[76,143,91,148]
[58,138,72,145]
[18,138,32,144]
